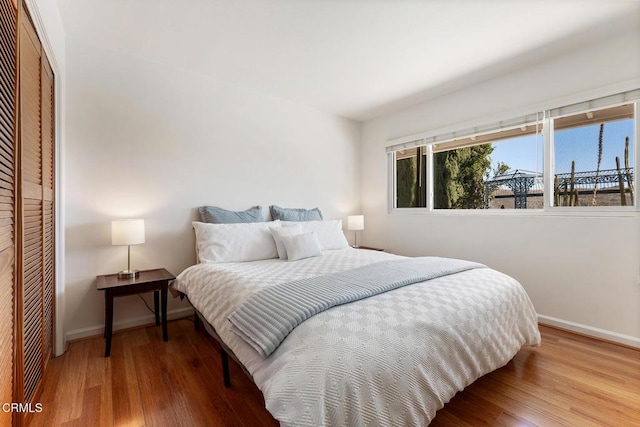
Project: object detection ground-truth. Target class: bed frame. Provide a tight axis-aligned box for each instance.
[180,292,249,387]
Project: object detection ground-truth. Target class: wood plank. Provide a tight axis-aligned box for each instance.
[110,341,145,426]
[137,327,216,426]
[48,339,91,425]
[27,352,63,427]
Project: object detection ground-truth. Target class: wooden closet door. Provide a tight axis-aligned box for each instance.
[0,0,17,425]
[17,2,54,407]
[19,3,43,404]
[41,52,54,361]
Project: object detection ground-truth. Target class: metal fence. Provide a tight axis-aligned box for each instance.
[484,168,634,208]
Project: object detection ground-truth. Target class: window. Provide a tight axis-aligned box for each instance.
[552,104,634,207]
[388,89,639,213]
[432,125,543,210]
[395,146,426,208]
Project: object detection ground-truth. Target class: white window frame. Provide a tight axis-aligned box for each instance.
[546,100,639,214]
[387,85,640,217]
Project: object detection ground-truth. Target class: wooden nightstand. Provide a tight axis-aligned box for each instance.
[96,268,176,357]
[355,246,384,251]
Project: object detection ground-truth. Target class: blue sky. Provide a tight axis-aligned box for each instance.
[490,119,634,175]
[554,119,634,174]
[490,133,542,174]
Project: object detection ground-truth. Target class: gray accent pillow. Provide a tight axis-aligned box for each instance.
[198,205,263,224]
[269,205,323,222]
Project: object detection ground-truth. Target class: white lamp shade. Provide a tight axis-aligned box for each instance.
[112,219,145,246]
[347,215,364,231]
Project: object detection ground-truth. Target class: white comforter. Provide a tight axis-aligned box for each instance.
[173,248,541,426]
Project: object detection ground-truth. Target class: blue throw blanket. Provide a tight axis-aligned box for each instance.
[228,257,485,357]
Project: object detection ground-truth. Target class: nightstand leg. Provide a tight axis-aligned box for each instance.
[154,291,160,326]
[161,286,168,341]
[105,291,114,357]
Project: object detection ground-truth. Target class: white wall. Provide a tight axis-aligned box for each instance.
[361,27,640,345]
[64,40,361,340]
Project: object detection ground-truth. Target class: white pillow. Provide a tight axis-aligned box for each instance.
[281,232,323,261]
[193,221,280,263]
[284,219,349,250]
[271,224,303,259]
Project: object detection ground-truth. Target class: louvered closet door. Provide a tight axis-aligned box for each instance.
[0,1,17,426]
[19,4,45,405]
[41,53,54,361]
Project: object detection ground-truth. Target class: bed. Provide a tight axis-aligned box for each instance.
[172,236,541,426]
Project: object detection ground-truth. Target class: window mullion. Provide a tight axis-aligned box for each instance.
[388,152,396,212]
[635,102,639,210]
[426,144,434,211]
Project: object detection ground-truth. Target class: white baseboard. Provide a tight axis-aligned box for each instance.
[538,314,640,349]
[65,307,195,343]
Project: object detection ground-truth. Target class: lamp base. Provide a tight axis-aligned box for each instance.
[117,270,139,279]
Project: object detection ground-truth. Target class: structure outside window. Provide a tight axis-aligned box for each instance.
[553,104,635,207]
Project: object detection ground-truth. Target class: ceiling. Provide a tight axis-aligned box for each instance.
[56,0,639,121]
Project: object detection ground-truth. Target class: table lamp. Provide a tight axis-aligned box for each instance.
[347,215,364,248]
[112,219,145,279]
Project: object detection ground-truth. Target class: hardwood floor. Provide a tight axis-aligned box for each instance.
[29,320,640,426]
